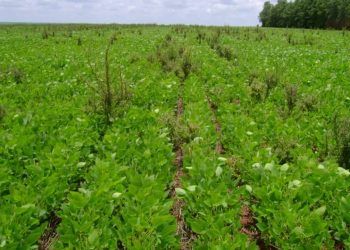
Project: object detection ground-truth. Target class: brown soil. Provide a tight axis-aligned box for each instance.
[171,164,195,249]
[240,205,278,250]
[215,141,225,154]
[214,120,221,133]
[240,205,259,238]
[170,94,195,249]
[206,94,275,249]
[334,240,345,250]
[38,213,62,250]
[206,95,225,154]
[177,97,184,116]
[174,147,184,169]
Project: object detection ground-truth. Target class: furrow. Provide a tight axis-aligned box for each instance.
[171,94,196,250]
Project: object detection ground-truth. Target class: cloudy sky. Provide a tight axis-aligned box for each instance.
[0,0,275,26]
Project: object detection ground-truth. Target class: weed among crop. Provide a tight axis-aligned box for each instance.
[11,67,24,84]
[285,84,298,113]
[0,105,5,121]
[147,53,156,63]
[299,94,318,112]
[165,34,172,43]
[129,53,140,63]
[333,116,350,169]
[248,70,259,85]
[247,71,269,102]
[110,33,117,45]
[157,45,178,72]
[179,49,193,81]
[250,79,266,102]
[342,28,348,36]
[196,31,206,44]
[286,32,293,44]
[274,137,297,164]
[208,31,221,50]
[42,30,49,39]
[257,31,267,41]
[303,34,314,45]
[0,68,4,82]
[265,71,279,98]
[102,44,113,124]
[216,45,235,61]
[66,30,73,38]
[156,38,194,81]
[161,113,197,146]
[77,37,82,46]
[88,40,131,127]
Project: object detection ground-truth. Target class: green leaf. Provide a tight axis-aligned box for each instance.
[190,219,208,234]
[313,206,326,216]
[88,229,99,244]
[112,192,122,198]
[215,166,223,177]
[218,157,227,162]
[245,185,253,193]
[281,163,289,172]
[175,188,187,196]
[187,185,196,192]
[77,162,86,168]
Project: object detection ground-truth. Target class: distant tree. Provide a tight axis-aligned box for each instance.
[259,2,274,27]
[259,0,350,29]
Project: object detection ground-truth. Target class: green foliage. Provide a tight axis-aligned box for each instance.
[299,94,318,112]
[87,42,131,127]
[77,37,82,46]
[286,32,293,44]
[265,71,279,97]
[273,137,297,164]
[333,116,350,169]
[259,0,350,29]
[285,84,298,113]
[156,37,194,81]
[196,31,206,44]
[0,105,5,121]
[179,49,194,80]
[216,45,237,61]
[247,70,279,101]
[250,78,266,102]
[161,112,198,146]
[110,32,117,45]
[1,24,350,249]
[42,30,49,39]
[11,67,24,84]
[208,31,221,50]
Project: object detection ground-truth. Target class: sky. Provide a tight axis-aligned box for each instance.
[0,0,276,26]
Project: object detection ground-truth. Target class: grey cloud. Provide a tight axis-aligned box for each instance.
[0,0,24,8]
[0,0,268,25]
[162,0,189,10]
[217,0,239,6]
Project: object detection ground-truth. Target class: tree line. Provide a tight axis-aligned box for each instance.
[259,0,350,29]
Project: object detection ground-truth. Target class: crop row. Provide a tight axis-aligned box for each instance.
[191,28,350,248]
[1,25,350,249]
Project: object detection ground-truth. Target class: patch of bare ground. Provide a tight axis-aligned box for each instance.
[334,239,345,250]
[206,95,225,154]
[170,94,196,249]
[206,94,277,249]
[38,213,62,250]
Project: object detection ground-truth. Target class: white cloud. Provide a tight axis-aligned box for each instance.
[0,0,269,25]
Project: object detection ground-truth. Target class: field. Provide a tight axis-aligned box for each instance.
[0,24,350,249]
